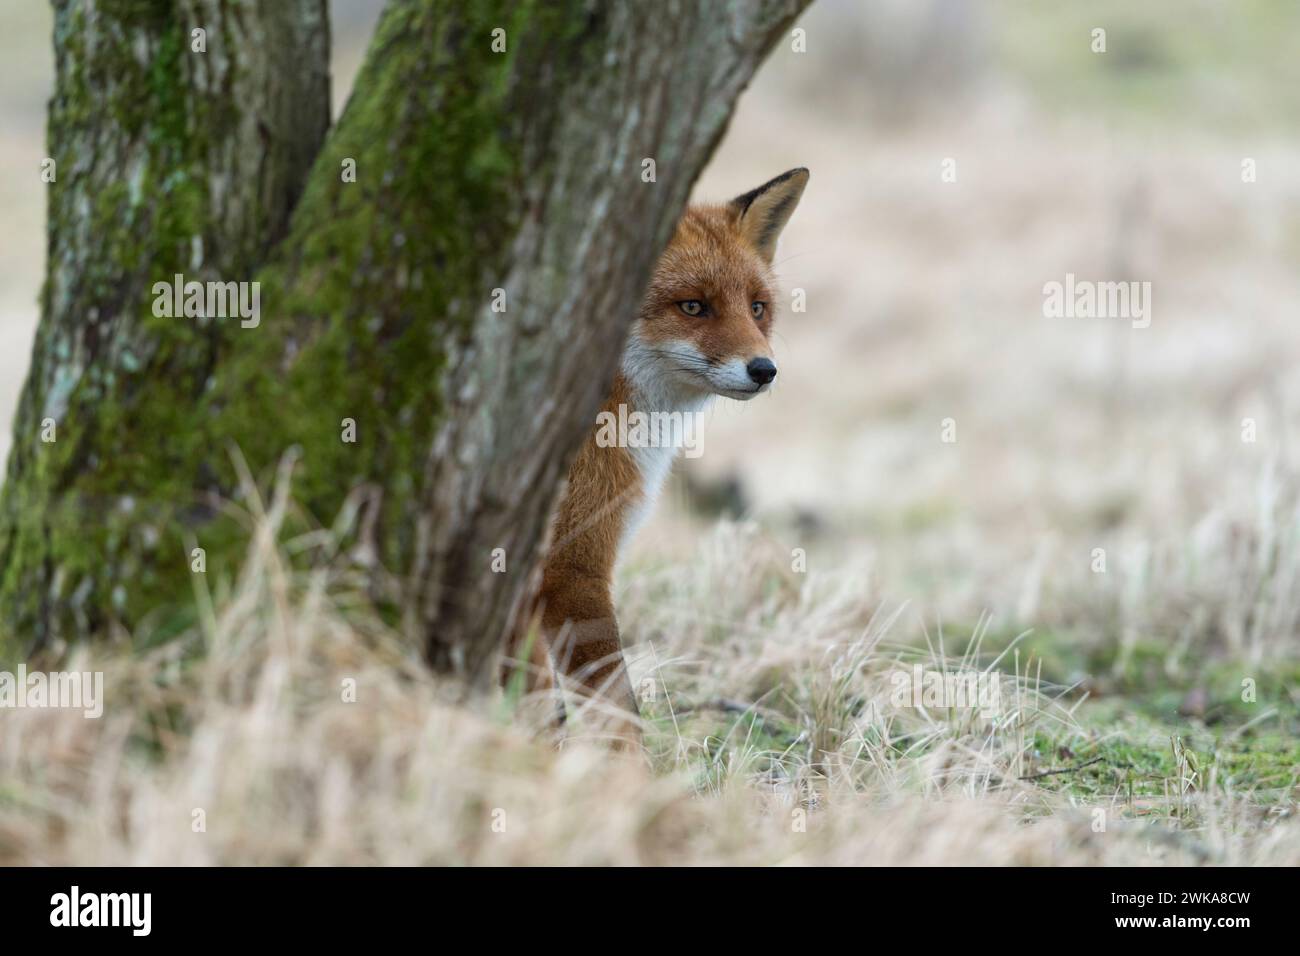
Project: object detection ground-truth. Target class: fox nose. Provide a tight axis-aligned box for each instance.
[746,357,777,386]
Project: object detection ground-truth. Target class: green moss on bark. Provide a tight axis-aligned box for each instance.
[0,0,330,659]
[0,0,590,660]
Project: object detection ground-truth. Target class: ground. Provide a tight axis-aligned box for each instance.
[1,504,1295,864]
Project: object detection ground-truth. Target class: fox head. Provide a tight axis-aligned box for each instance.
[627,168,809,404]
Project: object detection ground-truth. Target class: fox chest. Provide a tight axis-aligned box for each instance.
[618,441,678,549]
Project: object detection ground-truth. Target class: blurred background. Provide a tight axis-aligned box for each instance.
[665,0,1300,687]
[3,0,1298,679]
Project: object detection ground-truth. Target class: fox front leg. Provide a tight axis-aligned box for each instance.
[541,580,642,750]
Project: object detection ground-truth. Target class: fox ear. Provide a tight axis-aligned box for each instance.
[730,167,809,263]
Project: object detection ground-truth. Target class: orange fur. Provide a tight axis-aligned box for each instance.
[503,169,809,749]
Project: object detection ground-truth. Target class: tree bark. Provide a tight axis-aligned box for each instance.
[0,0,809,683]
[0,0,330,659]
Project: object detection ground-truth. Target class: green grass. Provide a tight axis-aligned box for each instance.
[635,609,1297,824]
[1024,722,1299,812]
[646,692,1298,824]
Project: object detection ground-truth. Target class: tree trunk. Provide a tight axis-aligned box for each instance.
[0,0,809,684]
[0,0,331,659]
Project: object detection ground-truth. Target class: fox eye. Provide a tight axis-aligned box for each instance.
[678,300,706,317]
[751,301,767,319]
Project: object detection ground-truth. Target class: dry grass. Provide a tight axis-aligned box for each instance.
[1,473,1295,866]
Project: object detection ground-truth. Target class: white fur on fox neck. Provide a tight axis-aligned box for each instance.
[616,335,710,552]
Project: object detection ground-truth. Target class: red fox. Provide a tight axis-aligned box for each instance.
[506,168,809,748]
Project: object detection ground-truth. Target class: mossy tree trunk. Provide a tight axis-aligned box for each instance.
[0,0,331,658]
[0,0,809,685]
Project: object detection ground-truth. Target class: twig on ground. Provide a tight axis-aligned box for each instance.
[1018,756,1108,781]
